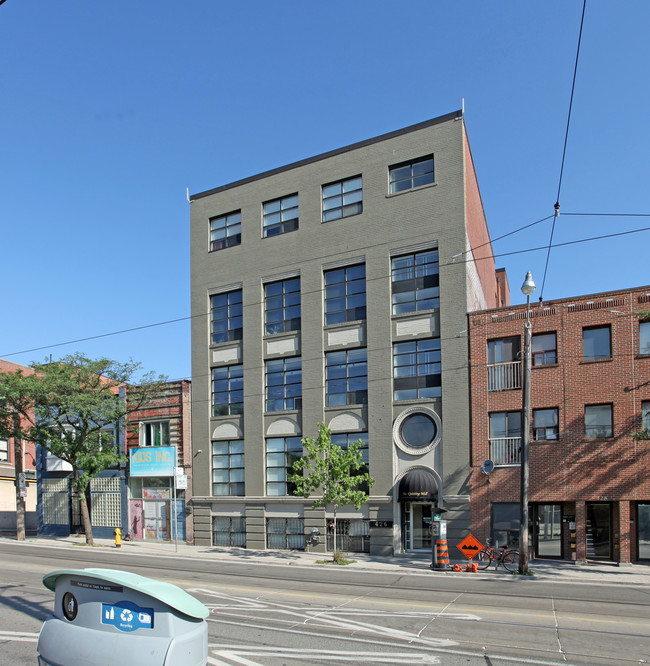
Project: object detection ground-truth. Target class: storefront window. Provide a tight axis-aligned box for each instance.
[491,502,519,549]
[638,503,650,560]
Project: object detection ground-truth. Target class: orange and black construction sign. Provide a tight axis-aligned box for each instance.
[457,534,483,559]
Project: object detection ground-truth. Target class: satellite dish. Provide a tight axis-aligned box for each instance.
[480,460,495,475]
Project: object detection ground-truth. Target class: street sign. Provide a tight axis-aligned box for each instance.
[457,534,483,560]
[175,474,188,490]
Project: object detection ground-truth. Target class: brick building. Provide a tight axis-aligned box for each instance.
[190,111,504,556]
[468,285,650,563]
[126,380,193,543]
[0,359,37,534]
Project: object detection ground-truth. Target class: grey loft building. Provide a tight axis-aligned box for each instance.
[189,110,506,556]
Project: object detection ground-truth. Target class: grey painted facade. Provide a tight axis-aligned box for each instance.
[189,111,500,556]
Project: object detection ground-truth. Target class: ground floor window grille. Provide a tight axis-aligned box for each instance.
[267,517,304,550]
[213,517,246,547]
[327,519,370,553]
[90,477,122,527]
[42,478,69,525]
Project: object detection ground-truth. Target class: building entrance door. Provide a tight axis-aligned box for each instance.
[533,504,562,558]
[403,502,432,552]
[143,500,169,540]
[586,502,612,560]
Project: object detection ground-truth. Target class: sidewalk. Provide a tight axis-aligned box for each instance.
[4,534,650,585]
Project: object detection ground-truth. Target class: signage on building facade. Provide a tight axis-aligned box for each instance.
[369,520,393,529]
[129,446,176,477]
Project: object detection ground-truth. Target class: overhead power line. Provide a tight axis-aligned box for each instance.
[540,0,588,300]
[2,217,648,360]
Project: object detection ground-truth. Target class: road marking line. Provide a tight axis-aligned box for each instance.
[177,582,649,629]
[0,630,39,642]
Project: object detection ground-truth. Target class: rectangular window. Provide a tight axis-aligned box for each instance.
[491,502,520,549]
[211,290,243,344]
[212,365,244,416]
[326,348,368,406]
[263,193,299,237]
[0,439,8,462]
[487,336,521,391]
[639,503,650,560]
[532,332,557,366]
[331,432,370,493]
[322,175,362,222]
[393,338,442,400]
[210,211,241,251]
[265,437,302,496]
[489,411,522,465]
[324,264,366,325]
[326,518,370,553]
[585,404,613,438]
[391,249,439,315]
[266,357,302,412]
[212,440,245,496]
[488,336,520,364]
[389,155,434,194]
[641,401,650,432]
[533,408,559,441]
[640,321,650,355]
[140,421,170,447]
[583,326,611,361]
[267,517,305,550]
[213,516,246,547]
[264,277,301,335]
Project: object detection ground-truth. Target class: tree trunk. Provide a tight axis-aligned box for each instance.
[332,505,337,559]
[75,470,94,545]
[13,414,25,541]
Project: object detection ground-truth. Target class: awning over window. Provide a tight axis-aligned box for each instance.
[398,469,437,502]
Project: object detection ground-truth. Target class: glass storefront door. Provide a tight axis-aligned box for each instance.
[586,502,612,560]
[143,499,169,540]
[403,502,432,551]
[638,503,650,560]
[533,504,562,558]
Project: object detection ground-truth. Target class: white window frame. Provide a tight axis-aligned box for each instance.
[140,421,171,447]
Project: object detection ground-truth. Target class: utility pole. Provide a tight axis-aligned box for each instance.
[519,272,536,574]
[13,413,26,541]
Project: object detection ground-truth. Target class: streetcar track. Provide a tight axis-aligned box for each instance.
[2,543,649,610]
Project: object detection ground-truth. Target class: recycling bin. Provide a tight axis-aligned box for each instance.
[37,567,209,666]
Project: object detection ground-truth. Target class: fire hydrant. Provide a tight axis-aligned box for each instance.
[114,528,122,548]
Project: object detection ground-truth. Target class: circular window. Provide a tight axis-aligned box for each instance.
[62,592,78,621]
[401,413,437,448]
[394,407,441,455]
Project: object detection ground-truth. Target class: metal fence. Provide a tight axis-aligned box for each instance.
[488,362,521,391]
[489,437,521,465]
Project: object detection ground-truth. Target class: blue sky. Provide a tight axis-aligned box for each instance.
[2,1,648,380]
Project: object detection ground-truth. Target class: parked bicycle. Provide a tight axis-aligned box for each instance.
[476,538,519,572]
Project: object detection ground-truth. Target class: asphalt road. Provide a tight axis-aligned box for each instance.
[1,542,649,665]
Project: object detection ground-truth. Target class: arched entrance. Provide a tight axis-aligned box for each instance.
[398,468,440,552]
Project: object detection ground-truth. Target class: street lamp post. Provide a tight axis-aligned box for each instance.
[519,271,536,573]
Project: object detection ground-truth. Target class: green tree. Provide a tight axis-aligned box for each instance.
[289,423,374,558]
[0,353,167,545]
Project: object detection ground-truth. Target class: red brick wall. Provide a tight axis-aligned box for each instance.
[0,359,36,472]
[468,286,650,561]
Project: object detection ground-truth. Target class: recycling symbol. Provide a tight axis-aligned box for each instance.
[120,609,134,623]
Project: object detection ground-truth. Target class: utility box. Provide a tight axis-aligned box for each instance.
[37,567,209,666]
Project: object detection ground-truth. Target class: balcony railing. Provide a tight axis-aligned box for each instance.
[488,361,522,391]
[489,437,521,465]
